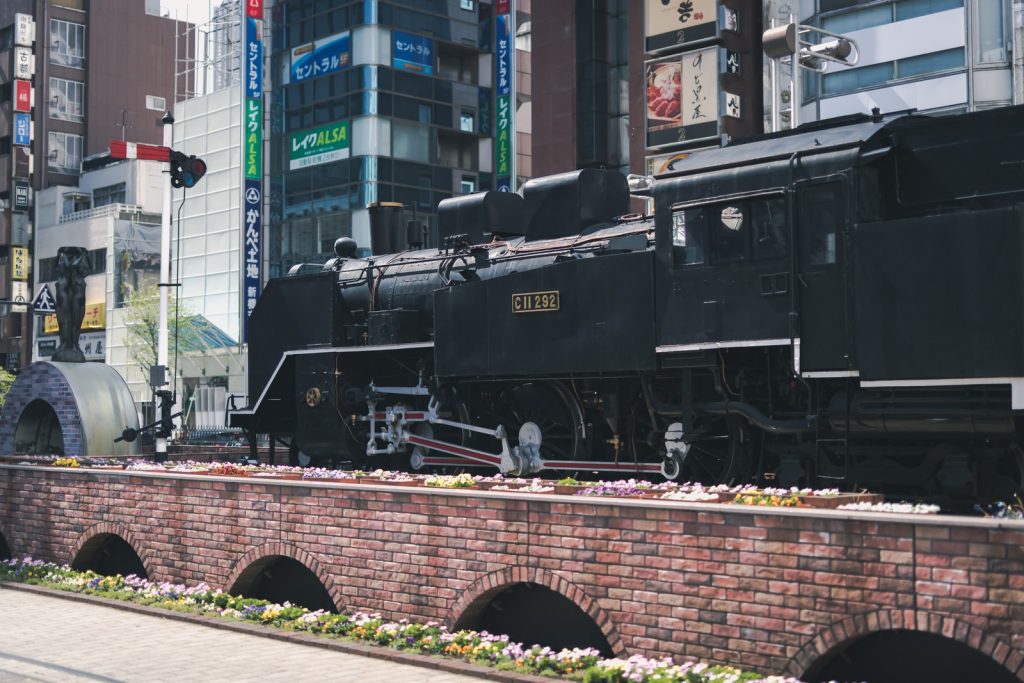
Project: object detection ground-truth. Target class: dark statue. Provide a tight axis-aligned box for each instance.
[53,246,92,363]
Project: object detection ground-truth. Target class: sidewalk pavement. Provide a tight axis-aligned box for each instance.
[0,587,491,683]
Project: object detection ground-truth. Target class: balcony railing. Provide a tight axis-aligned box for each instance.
[58,203,142,224]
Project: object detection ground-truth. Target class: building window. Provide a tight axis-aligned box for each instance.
[49,77,85,123]
[822,4,893,33]
[896,0,964,21]
[975,0,1008,63]
[94,183,127,207]
[62,192,90,215]
[50,19,85,69]
[821,0,962,32]
[146,95,167,112]
[460,0,475,10]
[897,47,965,78]
[48,132,84,175]
[392,120,431,163]
[822,63,894,95]
[460,176,476,193]
[820,48,964,96]
[460,111,475,132]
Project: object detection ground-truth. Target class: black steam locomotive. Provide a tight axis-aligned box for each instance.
[232,105,1024,499]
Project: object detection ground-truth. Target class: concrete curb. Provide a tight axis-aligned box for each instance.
[0,582,552,683]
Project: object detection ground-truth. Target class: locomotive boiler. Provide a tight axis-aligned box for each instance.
[232,105,1024,500]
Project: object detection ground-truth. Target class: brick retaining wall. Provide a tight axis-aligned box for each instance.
[2,465,1023,679]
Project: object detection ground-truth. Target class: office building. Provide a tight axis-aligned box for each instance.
[529,1,763,178]
[766,0,1015,124]
[268,0,499,273]
[0,0,188,372]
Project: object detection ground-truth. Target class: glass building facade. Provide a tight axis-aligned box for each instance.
[268,0,495,276]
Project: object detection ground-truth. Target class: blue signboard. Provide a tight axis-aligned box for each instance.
[291,31,351,83]
[496,16,511,97]
[245,17,262,99]
[393,30,433,75]
[243,179,262,339]
[13,112,30,147]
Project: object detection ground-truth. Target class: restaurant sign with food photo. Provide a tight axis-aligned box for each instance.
[645,46,720,149]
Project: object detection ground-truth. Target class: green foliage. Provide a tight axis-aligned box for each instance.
[121,284,202,380]
[0,368,16,410]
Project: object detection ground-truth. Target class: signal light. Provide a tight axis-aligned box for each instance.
[169,151,208,189]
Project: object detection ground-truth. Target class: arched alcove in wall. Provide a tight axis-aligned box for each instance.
[71,533,148,579]
[803,628,1018,683]
[228,555,337,612]
[454,581,614,656]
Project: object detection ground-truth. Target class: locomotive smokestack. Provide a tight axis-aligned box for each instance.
[367,202,404,255]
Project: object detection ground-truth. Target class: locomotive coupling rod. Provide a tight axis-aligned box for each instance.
[431,416,505,438]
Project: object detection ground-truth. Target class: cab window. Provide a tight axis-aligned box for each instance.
[713,204,747,263]
[671,207,705,267]
[751,197,787,259]
[798,182,841,266]
[673,195,787,268]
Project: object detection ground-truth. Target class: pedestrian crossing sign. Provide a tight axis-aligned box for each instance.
[32,284,56,314]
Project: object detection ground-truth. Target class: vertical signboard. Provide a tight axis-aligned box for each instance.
[13,113,31,147]
[14,46,35,79]
[245,98,262,179]
[645,0,718,53]
[12,181,31,211]
[242,4,263,341]
[14,13,36,47]
[644,47,719,148]
[14,80,33,112]
[494,11,512,192]
[12,248,30,281]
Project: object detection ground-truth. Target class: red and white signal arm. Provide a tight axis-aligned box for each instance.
[13,80,33,113]
[109,140,171,161]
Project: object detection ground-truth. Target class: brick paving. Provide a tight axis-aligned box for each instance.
[0,588,488,683]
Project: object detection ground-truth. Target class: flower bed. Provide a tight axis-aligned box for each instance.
[0,558,802,683]
[20,459,914,513]
[836,502,940,514]
[423,473,477,489]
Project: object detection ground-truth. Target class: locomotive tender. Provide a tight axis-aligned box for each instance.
[232,105,1024,499]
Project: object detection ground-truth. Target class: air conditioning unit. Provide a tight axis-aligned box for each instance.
[146,95,166,112]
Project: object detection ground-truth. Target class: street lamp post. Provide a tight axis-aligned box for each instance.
[762,23,860,132]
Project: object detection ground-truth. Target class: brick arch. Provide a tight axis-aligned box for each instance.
[0,363,85,456]
[786,609,1024,680]
[69,522,156,579]
[445,566,625,656]
[224,542,344,611]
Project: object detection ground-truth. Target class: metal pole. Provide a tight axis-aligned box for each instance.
[790,15,800,129]
[156,111,174,460]
[509,0,517,191]
[769,20,779,134]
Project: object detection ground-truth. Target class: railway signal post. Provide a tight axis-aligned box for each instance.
[109,121,206,460]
